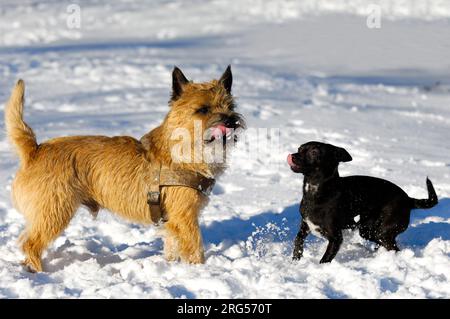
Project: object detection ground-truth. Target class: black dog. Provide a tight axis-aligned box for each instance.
[287,141,438,263]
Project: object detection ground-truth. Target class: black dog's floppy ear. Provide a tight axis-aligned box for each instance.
[335,146,352,162]
[219,65,232,94]
[172,66,189,100]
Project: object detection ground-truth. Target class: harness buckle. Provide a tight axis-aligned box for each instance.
[147,191,161,205]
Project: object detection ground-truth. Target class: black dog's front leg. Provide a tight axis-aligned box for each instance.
[293,221,310,260]
[320,231,343,263]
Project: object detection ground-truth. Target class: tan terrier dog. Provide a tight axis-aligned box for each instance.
[5,66,245,272]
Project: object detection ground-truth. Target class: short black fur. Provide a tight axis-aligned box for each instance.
[288,141,438,263]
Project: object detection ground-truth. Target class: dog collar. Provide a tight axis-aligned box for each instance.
[147,164,215,225]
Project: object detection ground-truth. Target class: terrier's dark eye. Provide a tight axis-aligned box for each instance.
[196,105,209,115]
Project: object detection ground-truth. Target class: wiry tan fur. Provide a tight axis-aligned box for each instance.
[5,70,241,272]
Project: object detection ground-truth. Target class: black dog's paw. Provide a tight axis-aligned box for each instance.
[319,257,332,264]
[292,253,302,261]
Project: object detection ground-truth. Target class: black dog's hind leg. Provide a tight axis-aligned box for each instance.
[320,231,343,263]
[293,221,310,260]
[380,237,400,251]
[378,230,400,252]
[376,204,408,252]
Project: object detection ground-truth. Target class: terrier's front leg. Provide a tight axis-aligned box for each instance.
[163,229,180,262]
[165,218,204,264]
[162,188,206,264]
[179,221,205,264]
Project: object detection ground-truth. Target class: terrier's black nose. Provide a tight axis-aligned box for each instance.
[224,114,240,128]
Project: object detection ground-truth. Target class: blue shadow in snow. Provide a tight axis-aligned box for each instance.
[317,70,450,89]
[202,204,300,246]
[168,285,196,299]
[203,198,450,250]
[398,198,450,247]
[0,36,220,55]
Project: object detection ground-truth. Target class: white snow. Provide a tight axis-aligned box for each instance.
[0,0,450,298]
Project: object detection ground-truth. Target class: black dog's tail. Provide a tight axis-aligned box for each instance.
[410,178,438,209]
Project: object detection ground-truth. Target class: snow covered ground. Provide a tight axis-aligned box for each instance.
[0,0,450,298]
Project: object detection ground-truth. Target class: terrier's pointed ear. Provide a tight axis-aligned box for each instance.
[219,65,232,94]
[335,146,352,162]
[172,66,189,100]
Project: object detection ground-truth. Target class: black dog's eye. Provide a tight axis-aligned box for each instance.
[308,149,319,160]
[196,105,210,115]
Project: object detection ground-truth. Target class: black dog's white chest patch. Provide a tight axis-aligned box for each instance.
[302,182,323,238]
[304,218,324,238]
[305,182,319,195]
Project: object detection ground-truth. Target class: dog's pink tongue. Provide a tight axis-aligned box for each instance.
[212,124,232,138]
[287,154,294,167]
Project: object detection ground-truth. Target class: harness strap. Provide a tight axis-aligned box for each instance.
[147,164,164,224]
[160,169,216,196]
[147,165,215,225]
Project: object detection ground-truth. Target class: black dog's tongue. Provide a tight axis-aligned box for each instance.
[287,154,302,172]
[287,154,296,168]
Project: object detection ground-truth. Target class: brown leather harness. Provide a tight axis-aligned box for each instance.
[147,164,216,225]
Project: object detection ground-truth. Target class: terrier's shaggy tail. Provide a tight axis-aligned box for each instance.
[4,80,37,167]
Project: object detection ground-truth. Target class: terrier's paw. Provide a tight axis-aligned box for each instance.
[164,253,180,262]
[21,259,41,273]
[182,251,205,264]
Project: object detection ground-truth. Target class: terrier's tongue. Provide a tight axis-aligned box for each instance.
[212,124,232,138]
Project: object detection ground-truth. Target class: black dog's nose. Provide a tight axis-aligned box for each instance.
[292,153,301,164]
